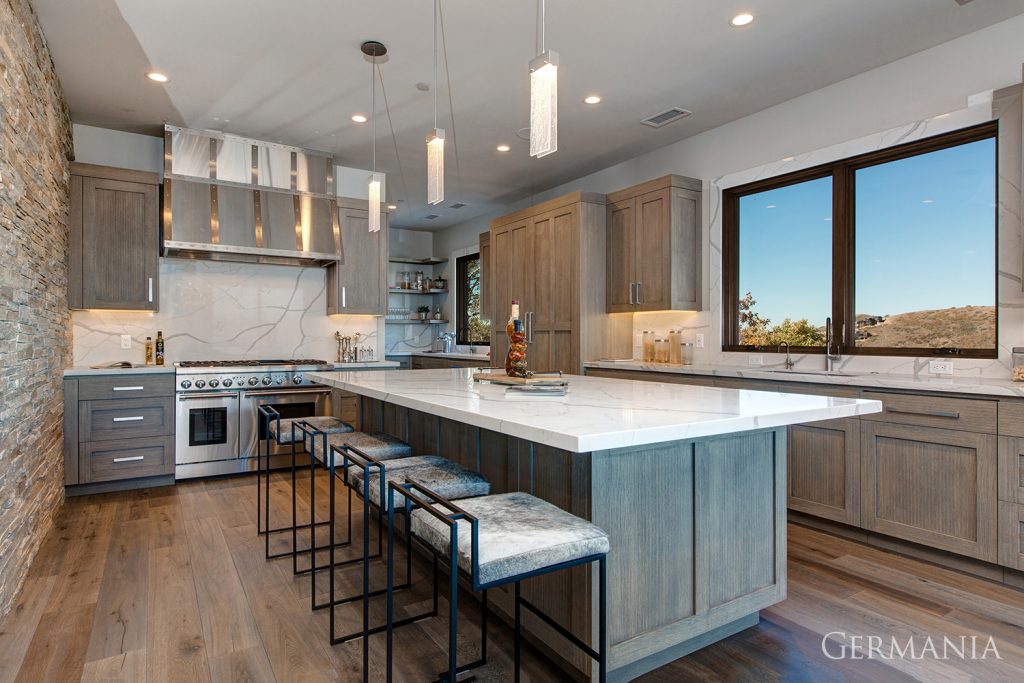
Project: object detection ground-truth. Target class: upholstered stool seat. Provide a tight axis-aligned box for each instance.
[310,431,413,464]
[269,415,352,444]
[411,492,609,586]
[346,455,490,510]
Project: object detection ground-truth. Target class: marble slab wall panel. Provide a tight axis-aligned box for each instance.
[71,260,382,366]
[635,102,1024,380]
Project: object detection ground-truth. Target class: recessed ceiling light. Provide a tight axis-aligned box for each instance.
[387,204,398,210]
[146,71,168,83]
[496,144,511,152]
[351,114,368,123]
[730,12,754,27]
[782,156,795,162]
[584,95,601,105]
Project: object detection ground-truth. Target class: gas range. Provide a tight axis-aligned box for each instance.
[174,359,334,392]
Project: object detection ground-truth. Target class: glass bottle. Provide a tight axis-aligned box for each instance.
[505,300,527,377]
[144,337,154,365]
[155,331,165,366]
[668,330,682,364]
[642,331,656,363]
[655,338,670,363]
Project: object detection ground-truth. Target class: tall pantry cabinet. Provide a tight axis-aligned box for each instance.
[488,192,630,374]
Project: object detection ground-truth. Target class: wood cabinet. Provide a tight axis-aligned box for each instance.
[410,355,490,370]
[490,192,629,374]
[68,163,160,311]
[326,201,388,315]
[605,175,702,313]
[788,418,862,526]
[861,421,997,562]
[64,373,176,491]
[998,501,1024,570]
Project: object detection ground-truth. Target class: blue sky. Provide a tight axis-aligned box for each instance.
[738,138,996,326]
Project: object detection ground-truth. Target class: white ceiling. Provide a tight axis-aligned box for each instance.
[33,0,1024,229]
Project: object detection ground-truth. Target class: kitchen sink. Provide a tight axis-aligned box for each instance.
[759,368,866,377]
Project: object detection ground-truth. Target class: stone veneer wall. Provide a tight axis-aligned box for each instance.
[0,0,72,617]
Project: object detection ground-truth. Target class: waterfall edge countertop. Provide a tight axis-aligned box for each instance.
[308,368,882,452]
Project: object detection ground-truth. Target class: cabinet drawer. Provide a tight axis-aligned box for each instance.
[999,436,1024,504]
[998,502,1024,570]
[861,391,996,433]
[998,401,1024,437]
[80,436,173,483]
[77,374,175,400]
[79,397,174,442]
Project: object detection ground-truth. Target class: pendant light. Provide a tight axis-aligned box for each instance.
[426,0,445,204]
[529,0,557,158]
[362,41,387,232]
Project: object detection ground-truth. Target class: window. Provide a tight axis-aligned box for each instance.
[455,253,491,345]
[724,122,997,357]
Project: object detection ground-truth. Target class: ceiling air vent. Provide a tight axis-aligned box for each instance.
[424,213,441,220]
[449,202,467,209]
[640,107,692,128]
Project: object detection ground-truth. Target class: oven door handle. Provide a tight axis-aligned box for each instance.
[178,393,239,400]
[241,388,331,398]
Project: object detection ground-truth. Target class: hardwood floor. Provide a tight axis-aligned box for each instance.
[1,473,1023,682]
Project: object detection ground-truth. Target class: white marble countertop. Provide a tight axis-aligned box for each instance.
[63,365,176,377]
[308,368,881,453]
[583,360,1024,399]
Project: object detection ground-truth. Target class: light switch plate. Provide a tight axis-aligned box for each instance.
[120,335,132,350]
[928,360,953,375]
[695,333,705,349]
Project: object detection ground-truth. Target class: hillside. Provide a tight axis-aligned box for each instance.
[855,306,995,349]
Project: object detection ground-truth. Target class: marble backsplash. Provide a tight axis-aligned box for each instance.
[71,260,382,366]
[632,98,1024,381]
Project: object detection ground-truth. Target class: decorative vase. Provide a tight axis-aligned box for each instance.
[505,319,528,377]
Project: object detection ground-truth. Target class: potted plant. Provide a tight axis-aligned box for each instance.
[417,305,431,321]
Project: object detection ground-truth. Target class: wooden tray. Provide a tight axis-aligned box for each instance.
[472,371,568,387]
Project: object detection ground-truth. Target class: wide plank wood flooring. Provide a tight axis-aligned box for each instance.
[2,473,1023,682]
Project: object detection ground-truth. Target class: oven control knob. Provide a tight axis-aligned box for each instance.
[276,377,284,385]
[222,378,233,387]
[208,379,219,388]
[180,380,192,389]
[248,377,259,386]
[195,379,206,389]
[261,376,272,385]
[293,375,303,384]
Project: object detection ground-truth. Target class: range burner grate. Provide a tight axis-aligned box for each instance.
[176,359,329,368]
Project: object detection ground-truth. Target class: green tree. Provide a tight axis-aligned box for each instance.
[738,292,826,347]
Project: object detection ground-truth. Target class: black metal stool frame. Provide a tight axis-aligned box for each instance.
[327,443,450,683]
[386,480,607,683]
[257,406,330,563]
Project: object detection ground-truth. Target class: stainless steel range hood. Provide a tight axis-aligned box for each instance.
[162,126,342,267]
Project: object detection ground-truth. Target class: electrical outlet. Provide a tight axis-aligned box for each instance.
[929,360,953,375]
[748,355,764,366]
[120,335,132,350]
[695,333,705,349]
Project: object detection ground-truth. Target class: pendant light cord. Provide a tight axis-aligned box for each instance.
[433,0,438,130]
[371,51,376,173]
[540,0,546,54]
[438,0,461,196]
[377,63,411,213]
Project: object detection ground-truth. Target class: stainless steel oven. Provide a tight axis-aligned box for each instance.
[239,387,332,458]
[175,391,240,464]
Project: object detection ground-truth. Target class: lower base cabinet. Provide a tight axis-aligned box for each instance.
[861,421,997,562]
[999,502,1024,569]
[788,418,861,526]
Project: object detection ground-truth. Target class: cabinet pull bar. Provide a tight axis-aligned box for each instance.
[112,386,145,392]
[342,286,346,308]
[112,455,145,463]
[636,282,643,305]
[112,416,145,422]
[148,277,154,303]
[884,407,960,419]
[628,283,635,305]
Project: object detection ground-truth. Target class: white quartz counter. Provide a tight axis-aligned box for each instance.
[63,365,176,377]
[308,368,881,453]
[583,360,1024,399]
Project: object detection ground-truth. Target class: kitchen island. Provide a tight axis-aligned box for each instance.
[308,368,881,681]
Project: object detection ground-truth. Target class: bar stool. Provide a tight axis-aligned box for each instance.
[387,483,609,683]
[257,406,352,564]
[330,443,490,681]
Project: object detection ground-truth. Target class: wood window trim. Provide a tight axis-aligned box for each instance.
[455,252,487,346]
[722,121,998,359]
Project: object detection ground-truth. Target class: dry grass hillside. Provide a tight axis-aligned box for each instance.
[855,306,995,349]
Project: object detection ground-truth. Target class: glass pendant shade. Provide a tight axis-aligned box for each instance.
[529,50,558,158]
[368,173,382,232]
[426,128,445,205]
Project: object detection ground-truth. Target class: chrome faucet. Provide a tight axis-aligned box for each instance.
[825,317,842,372]
[778,342,794,370]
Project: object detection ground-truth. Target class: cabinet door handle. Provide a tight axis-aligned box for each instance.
[112,416,145,422]
[148,277,154,303]
[342,286,346,308]
[526,311,534,344]
[884,407,960,419]
[628,283,635,305]
[112,386,144,392]
[112,455,145,463]
[636,282,643,305]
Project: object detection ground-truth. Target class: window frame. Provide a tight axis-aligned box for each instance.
[722,121,998,359]
[455,251,487,346]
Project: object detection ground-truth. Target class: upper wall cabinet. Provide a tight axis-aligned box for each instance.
[606,175,702,313]
[68,163,160,311]
[325,201,388,315]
